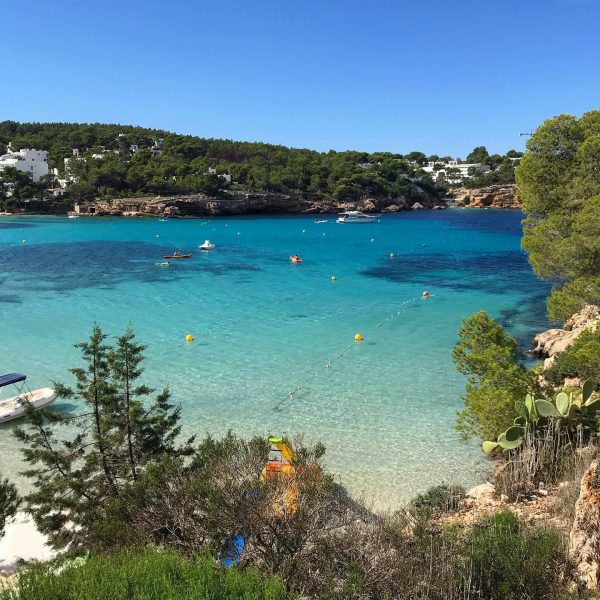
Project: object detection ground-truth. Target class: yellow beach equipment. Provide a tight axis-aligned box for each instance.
[261,436,298,517]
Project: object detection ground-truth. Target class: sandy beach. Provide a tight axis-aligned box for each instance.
[0,512,54,575]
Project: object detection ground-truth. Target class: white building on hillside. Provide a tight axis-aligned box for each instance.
[422,160,490,183]
[0,148,49,181]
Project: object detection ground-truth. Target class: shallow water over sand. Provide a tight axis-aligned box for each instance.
[0,210,549,506]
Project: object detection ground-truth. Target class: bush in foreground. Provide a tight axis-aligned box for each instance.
[464,510,569,600]
[0,549,293,600]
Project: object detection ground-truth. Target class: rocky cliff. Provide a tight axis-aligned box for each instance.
[449,184,521,209]
[570,459,600,590]
[533,305,600,369]
[72,189,445,218]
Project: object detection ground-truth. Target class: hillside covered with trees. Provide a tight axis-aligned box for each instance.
[0,121,519,206]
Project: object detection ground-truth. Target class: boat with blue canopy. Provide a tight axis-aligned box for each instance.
[0,373,56,423]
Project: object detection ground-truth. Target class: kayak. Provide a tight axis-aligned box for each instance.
[163,254,192,259]
[290,257,303,263]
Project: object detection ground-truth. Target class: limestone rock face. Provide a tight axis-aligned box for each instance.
[533,305,600,367]
[411,202,424,210]
[450,184,521,209]
[570,460,600,590]
[74,188,444,217]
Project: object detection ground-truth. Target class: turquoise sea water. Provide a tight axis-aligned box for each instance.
[0,211,550,506]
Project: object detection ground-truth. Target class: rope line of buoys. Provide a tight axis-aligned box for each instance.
[273,290,435,411]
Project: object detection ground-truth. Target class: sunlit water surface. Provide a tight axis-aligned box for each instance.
[0,211,550,507]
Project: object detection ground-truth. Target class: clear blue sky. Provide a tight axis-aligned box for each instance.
[2,0,599,157]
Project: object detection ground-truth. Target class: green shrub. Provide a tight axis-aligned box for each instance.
[0,549,293,600]
[410,484,466,519]
[453,311,540,441]
[461,510,568,600]
[546,326,600,389]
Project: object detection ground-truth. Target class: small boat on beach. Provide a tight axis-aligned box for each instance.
[336,211,379,224]
[0,373,56,423]
[163,250,192,259]
[199,240,215,250]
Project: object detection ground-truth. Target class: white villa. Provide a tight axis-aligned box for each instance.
[421,160,490,183]
[0,148,49,181]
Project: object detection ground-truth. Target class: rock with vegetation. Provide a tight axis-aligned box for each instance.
[533,304,600,369]
[569,459,600,591]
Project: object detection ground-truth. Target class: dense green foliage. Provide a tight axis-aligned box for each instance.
[516,111,600,320]
[0,121,445,202]
[463,511,567,600]
[547,327,600,389]
[453,311,540,441]
[14,325,194,550]
[0,550,293,600]
[0,474,19,538]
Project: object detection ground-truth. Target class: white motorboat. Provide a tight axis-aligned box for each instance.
[336,211,380,224]
[67,214,79,219]
[199,239,215,250]
[0,373,56,423]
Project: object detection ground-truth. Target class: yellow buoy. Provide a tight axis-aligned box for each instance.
[331,275,337,281]
[422,290,430,298]
[185,334,194,343]
[354,333,363,342]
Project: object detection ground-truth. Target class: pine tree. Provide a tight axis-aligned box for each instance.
[0,474,19,538]
[14,324,193,550]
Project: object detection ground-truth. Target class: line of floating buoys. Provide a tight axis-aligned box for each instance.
[273,290,436,411]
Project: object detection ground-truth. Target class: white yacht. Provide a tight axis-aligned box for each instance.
[199,239,215,250]
[336,211,379,224]
[0,373,56,423]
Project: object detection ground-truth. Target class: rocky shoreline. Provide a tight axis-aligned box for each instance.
[67,188,448,218]
[533,304,600,370]
[72,184,519,217]
[448,184,521,209]
[4,185,522,218]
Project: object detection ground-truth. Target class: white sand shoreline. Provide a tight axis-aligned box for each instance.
[0,512,55,574]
